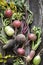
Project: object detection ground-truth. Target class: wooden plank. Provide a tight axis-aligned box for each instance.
[29,0,42,27]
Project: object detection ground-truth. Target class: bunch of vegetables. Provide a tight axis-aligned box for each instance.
[0,0,42,65]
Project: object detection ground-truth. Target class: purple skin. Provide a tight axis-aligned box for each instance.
[21,22,28,34]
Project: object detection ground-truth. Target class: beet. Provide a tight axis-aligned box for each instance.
[12,20,21,28]
[16,34,26,43]
[4,9,12,18]
[3,39,16,50]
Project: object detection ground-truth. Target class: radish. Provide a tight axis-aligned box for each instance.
[25,27,41,63]
[12,20,21,36]
[17,48,25,56]
[26,50,35,62]
[25,38,41,62]
[4,9,13,18]
[28,33,37,41]
[12,20,21,28]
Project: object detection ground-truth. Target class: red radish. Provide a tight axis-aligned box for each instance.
[17,48,25,55]
[12,20,21,28]
[4,9,13,18]
[28,33,37,41]
[26,50,35,62]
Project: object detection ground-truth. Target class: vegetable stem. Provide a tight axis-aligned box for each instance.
[31,26,41,51]
[32,41,34,50]
[1,13,4,26]
[32,38,41,50]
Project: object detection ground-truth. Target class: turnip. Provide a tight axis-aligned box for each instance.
[33,55,41,65]
[5,26,14,36]
[33,49,43,65]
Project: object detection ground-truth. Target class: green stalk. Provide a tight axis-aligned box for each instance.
[32,38,41,50]
[32,41,34,50]
[1,13,6,26]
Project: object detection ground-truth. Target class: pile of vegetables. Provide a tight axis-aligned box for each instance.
[0,0,42,65]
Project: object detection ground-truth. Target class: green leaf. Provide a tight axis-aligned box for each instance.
[26,13,33,25]
[3,18,10,26]
[12,12,24,20]
[13,58,24,65]
[0,27,8,44]
[24,1,29,11]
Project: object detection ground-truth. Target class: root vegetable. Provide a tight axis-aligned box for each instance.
[25,37,41,63]
[33,55,41,65]
[5,26,14,36]
[27,29,41,63]
[26,50,35,62]
[17,48,25,56]
[33,49,43,65]
[3,34,26,50]
[16,34,26,42]
[28,33,37,41]
[3,39,16,50]
[12,20,21,28]
[12,20,21,36]
[4,9,13,18]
